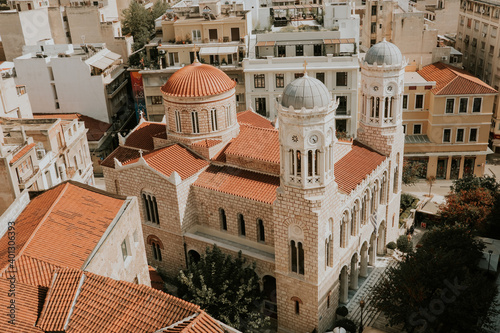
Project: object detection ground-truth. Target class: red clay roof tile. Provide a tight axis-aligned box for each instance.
[192,139,222,148]
[1,255,59,288]
[9,142,36,165]
[161,62,236,97]
[236,110,275,129]
[125,122,167,151]
[417,62,497,95]
[194,165,279,204]
[101,146,142,168]
[123,144,209,180]
[334,141,386,193]
[225,125,280,164]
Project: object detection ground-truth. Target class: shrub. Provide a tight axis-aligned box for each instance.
[397,235,413,253]
[401,193,417,211]
[334,318,357,333]
[387,241,397,250]
[335,305,348,317]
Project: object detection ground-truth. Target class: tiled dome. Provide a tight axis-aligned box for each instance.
[161,61,236,97]
[281,73,331,109]
[365,39,403,66]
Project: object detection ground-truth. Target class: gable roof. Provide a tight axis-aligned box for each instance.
[236,110,275,129]
[194,165,279,204]
[334,141,386,193]
[37,268,224,333]
[123,144,209,180]
[225,125,280,164]
[100,146,142,168]
[124,122,167,151]
[417,62,497,95]
[0,181,126,277]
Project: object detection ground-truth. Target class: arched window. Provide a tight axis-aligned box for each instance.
[175,110,182,132]
[361,196,366,225]
[384,97,389,118]
[290,240,304,275]
[372,185,378,212]
[210,108,218,131]
[340,213,348,248]
[142,192,159,224]
[257,219,265,242]
[375,97,380,117]
[325,235,332,268]
[296,151,302,176]
[389,97,394,118]
[380,177,386,204]
[291,297,302,315]
[225,105,232,126]
[238,213,245,236]
[350,207,356,236]
[393,153,400,193]
[370,97,375,117]
[115,179,120,194]
[219,208,227,230]
[191,111,199,133]
[151,241,162,261]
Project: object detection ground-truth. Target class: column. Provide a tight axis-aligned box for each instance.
[458,156,465,178]
[349,260,359,290]
[360,249,368,278]
[446,156,452,180]
[340,268,349,304]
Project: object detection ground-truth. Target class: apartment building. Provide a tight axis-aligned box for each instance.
[14,41,129,124]
[0,61,33,118]
[361,0,438,66]
[0,0,132,62]
[403,62,495,179]
[138,0,251,121]
[414,0,461,36]
[0,117,93,213]
[455,0,500,153]
[243,1,359,136]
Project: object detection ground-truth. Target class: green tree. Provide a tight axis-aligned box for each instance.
[177,245,269,332]
[451,174,499,194]
[122,1,152,50]
[372,226,498,333]
[402,160,423,186]
[150,0,169,28]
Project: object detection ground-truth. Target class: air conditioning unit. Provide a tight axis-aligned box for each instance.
[36,148,46,159]
[441,56,448,61]
[482,33,487,37]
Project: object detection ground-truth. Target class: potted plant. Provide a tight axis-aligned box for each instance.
[335,305,348,320]
[387,241,396,255]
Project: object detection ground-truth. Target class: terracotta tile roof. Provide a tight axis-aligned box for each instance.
[161,311,224,333]
[334,141,386,194]
[0,255,59,288]
[101,146,142,168]
[33,113,111,141]
[0,181,126,275]
[9,142,36,165]
[236,110,275,129]
[192,139,222,148]
[124,144,209,180]
[194,165,279,204]
[149,266,164,291]
[0,278,46,333]
[225,125,280,164]
[37,268,222,333]
[417,62,497,95]
[161,62,236,97]
[125,121,167,151]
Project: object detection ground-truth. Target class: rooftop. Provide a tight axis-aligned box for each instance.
[418,62,498,95]
[236,110,275,129]
[33,113,111,141]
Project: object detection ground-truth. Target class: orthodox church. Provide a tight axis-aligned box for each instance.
[102,40,406,333]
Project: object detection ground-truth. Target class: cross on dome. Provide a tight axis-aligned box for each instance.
[303,60,308,76]
[192,44,199,63]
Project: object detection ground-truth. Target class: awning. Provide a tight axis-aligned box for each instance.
[323,38,355,45]
[86,50,121,70]
[272,4,321,10]
[199,46,238,55]
[256,41,276,47]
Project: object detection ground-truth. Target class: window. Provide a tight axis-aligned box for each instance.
[443,129,451,143]
[402,95,408,109]
[337,96,347,114]
[474,20,479,30]
[152,96,162,105]
[219,208,227,230]
[445,98,455,113]
[371,5,377,15]
[210,109,218,131]
[121,239,128,261]
[278,45,286,57]
[276,74,284,88]
[336,72,348,86]
[490,45,495,55]
[257,219,265,242]
[295,45,303,56]
[459,98,468,113]
[255,97,266,116]
[371,22,376,33]
[142,193,160,224]
[225,105,232,126]
[254,74,265,88]
[175,110,182,132]
[191,111,199,133]
[467,18,472,28]
[316,72,325,84]
[493,27,497,38]
[456,128,465,142]
[473,98,482,112]
[469,128,478,142]
[325,236,332,267]
[403,124,407,133]
[168,52,179,66]
[413,124,422,135]
[294,73,304,79]
[314,44,322,56]
[209,29,218,41]
[290,241,304,275]
[152,241,162,261]
[295,300,300,314]
[238,213,246,236]
[415,94,424,109]
[192,29,201,41]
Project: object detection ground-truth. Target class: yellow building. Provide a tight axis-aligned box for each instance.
[403,62,495,179]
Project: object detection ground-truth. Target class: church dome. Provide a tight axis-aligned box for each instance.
[161,61,236,97]
[281,73,331,109]
[365,39,403,66]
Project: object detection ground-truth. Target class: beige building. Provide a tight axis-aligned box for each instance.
[361,0,438,66]
[0,117,93,214]
[102,40,405,332]
[414,0,461,36]
[0,61,33,118]
[403,62,495,179]
[455,0,500,153]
